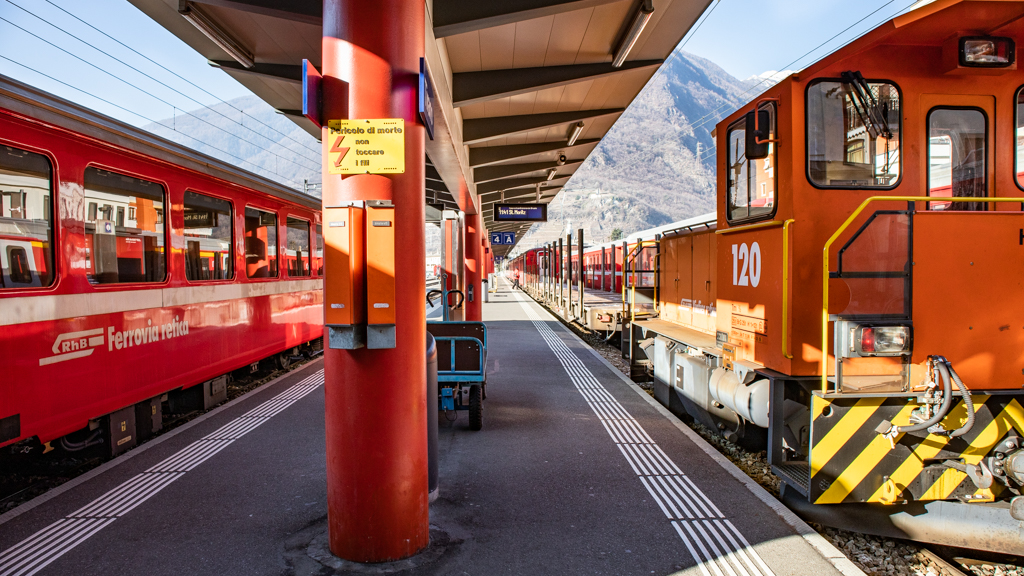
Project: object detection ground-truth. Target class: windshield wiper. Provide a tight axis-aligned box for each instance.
[841,71,893,140]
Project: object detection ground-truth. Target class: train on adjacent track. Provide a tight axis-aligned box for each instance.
[510,0,1024,554]
[0,74,324,458]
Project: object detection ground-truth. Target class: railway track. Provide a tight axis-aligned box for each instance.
[0,350,322,515]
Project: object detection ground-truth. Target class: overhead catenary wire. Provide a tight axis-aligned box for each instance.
[39,0,321,162]
[692,0,919,167]
[0,13,319,176]
[682,0,910,138]
[0,53,305,189]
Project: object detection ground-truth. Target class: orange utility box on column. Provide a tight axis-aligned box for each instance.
[324,201,366,349]
[366,200,397,348]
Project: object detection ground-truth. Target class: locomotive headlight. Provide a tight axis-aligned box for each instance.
[853,325,912,357]
[959,36,1015,67]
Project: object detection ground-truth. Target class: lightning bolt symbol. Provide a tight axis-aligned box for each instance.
[330,135,350,167]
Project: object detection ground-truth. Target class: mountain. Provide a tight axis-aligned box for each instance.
[519,51,767,249]
[144,96,322,194]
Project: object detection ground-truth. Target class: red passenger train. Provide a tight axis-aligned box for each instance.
[0,75,324,455]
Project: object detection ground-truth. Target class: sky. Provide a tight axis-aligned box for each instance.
[0,0,925,176]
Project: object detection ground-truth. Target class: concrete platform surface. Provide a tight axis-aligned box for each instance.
[0,280,862,576]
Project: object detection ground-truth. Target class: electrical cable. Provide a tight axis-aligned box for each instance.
[680,0,910,136]
[0,53,303,187]
[39,0,321,162]
[0,13,319,177]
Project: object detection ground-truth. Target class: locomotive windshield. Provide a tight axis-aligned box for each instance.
[807,79,901,188]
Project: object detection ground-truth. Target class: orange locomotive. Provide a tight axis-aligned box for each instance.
[606,0,1024,553]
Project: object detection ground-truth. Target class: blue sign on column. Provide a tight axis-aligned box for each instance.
[490,232,516,245]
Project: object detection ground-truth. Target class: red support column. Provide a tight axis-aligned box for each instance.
[464,211,482,321]
[321,0,428,562]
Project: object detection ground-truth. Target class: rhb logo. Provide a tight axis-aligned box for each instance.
[39,328,106,366]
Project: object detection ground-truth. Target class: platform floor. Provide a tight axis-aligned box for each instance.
[0,280,860,576]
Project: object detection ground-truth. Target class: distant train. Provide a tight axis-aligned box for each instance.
[0,74,323,457]
[510,0,1024,554]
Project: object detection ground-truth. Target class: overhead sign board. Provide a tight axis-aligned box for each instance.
[490,231,516,245]
[418,58,434,141]
[302,59,322,128]
[493,203,547,222]
[327,119,405,175]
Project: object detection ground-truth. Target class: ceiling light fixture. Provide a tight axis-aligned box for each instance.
[546,169,557,181]
[612,0,654,68]
[566,122,584,146]
[179,1,255,69]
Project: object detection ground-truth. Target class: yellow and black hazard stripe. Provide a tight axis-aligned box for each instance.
[807,394,1024,505]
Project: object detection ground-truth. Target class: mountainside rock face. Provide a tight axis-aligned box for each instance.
[521,51,761,248]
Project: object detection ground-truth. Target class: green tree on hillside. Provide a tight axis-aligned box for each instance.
[610,228,623,241]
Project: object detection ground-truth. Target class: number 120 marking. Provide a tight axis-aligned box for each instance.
[731,242,761,287]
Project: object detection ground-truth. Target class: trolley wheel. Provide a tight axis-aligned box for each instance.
[468,384,483,431]
[276,351,292,370]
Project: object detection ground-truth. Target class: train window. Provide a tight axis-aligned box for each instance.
[184,191,233,281]
[1015,88,1024,190]
[0,146,54,289]
[244,207,278,278]
[807,78,901,188]
[927,107,987,211]
[315,224,323,276]
[727,104,777,223]
[84,167,166,284]
[285,217,310,277]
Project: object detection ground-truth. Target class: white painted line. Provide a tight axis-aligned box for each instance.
[0,369,325,576]
[512,291,773,576]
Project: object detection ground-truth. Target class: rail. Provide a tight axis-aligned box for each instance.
[715,220,785,235]
[819,196,1024,392]
[622,239,658,323]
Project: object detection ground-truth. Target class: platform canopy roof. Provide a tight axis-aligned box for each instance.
[128,0,710,256]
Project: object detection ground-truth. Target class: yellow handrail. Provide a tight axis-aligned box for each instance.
[782,219,795,359]
[716,220,785,235]
[819,196,1024,392]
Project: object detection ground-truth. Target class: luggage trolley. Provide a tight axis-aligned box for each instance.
[427,320,487,431]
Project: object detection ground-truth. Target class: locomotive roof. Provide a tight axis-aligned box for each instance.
[0,73,320,212]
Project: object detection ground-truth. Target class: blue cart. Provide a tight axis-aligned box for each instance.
[427,321,487,431]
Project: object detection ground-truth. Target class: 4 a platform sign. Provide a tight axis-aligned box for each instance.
[327,119,405,175]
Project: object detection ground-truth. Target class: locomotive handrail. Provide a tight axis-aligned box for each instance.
[715,219,784,235]
[819,195,1024,392]
[782,219,795,360]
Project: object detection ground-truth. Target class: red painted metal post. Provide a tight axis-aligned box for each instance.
[464,211,482,321]
[321,0,428,562]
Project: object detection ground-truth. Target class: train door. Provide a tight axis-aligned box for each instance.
[691,233,715,333]
[921,94,994,210]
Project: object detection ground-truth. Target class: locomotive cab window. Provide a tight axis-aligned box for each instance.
[1014,88,1024,190]
[727,103,776,223]
[0,146,54,289]
[807,77,901,188]
[285,217,310,277]
[84,167,166,284]
[928,107,987,210]
[184,191,233,281]
[244,207,277,278]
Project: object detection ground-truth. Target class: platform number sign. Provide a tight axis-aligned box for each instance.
[731,242,761,287]
[490,232,515,245]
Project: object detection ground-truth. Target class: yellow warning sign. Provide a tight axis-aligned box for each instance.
[327,119,405,175]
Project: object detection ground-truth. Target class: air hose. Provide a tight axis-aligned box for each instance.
[942,359,975,438]
[59,429,103,452]
[876,355,974,438]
